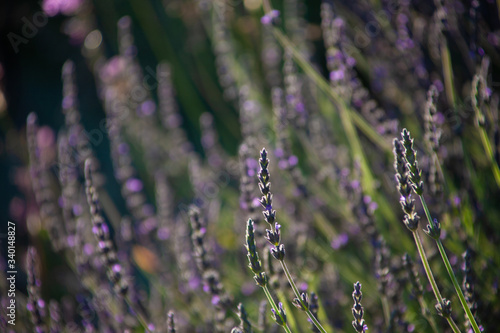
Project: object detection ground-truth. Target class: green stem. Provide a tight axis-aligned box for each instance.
[441,39,457,107]
[418,196,481,333]
[471,90,500,187]
[447,316,462,333]
[478,126,500,187]
[412,231,462,332]
[436,240,481,333]
[263,286,293,333]
[381,296,391,326]
[412,231,443,303]
[279,260,329,333]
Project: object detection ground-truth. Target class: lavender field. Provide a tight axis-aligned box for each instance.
[0,0,499,332]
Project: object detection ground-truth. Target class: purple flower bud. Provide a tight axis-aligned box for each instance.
[252,197,260,208]
[211,295,221,305]
[118,142,129,155]
[157,227,170,240]
[330,69,345,81]
[346,57,357,67]
[138,100,156,116]
[37,126,55,148]
[261,15,272,25]
[72,204,83,216]
[37,299,45,308]
[126,178,143,192]
[83,243,94,256]
[270,10,280,18]
[278,160,288,170]
[189,277,201,290]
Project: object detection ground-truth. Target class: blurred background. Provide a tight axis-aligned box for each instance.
[1,0,500,332]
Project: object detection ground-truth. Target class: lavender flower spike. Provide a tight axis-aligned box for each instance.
[401,129,424,195]
[256,148,327,333]
[84,158,128,295]
[352,282,367,333]
[258,148,284,260]
[27,246,46,333]
[393,138,419,231]
[234,303,253,333]
[167,311,176,333]
[271,302,287,327]
[245,218,268,287]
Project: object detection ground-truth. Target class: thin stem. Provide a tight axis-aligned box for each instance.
[436,240,481,333]
[441,40,457,107]
[447,316,462,333]
[412,231,443,303]
[279,260,329,333]
[431,152,447,194]
[478,126,500,187]
[381,296,391,325]
[419,196,481,333]
[470,78,500,187]
[412,231,462,332]
[263,286,293,333]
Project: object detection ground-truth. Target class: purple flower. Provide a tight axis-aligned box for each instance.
[346,57,357,67]
[240,200,248,210]
[138,100,156,116]
[72,204,83,216]
[118,142,129,155]
[43,0,83,16]
[211,295,221,305]
[112,264,122,273]
[157,227,170,240]
[330,69,345,81]
[288,155,298,167]
[37,299,45,308]
[261,15,272,25]
[252,197,261,208]
[278,159,288,170]
[83,243,94,256]
[241,282,257,296]
[189,277,201,290]
[331,233,349,249]
[261,10,280,26]
[126,178,143,192]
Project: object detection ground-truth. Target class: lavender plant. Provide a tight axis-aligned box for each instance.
[402,129,481,332]
[351,282,367,333]
[255,148,327,333]
[2,0,500,332]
